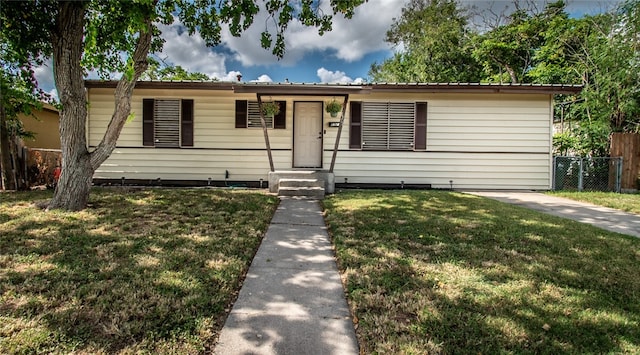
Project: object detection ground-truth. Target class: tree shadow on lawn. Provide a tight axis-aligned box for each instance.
[0,188,277,353]
[324,190,640,354]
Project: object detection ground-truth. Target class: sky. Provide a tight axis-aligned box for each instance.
[34,0,621,99]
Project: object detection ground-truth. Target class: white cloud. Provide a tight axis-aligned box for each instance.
[221,0,404,66]
[156,21,233,80]
[220,15,302,67]
[317,68,363,84]
[219,70,243,82]
[251,74,273,83]
[301,0,403,62]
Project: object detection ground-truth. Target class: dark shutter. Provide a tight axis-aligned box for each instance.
[274,100,286,129]
[143,99,155,146]
[349,101,362,149]
[235,100,247,128]
[181,99,194,147]
[414,102,427,150]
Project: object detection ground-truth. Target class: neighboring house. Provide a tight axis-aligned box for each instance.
[85,81,580,191]
[19,102,61,149]
[17,103,61,188]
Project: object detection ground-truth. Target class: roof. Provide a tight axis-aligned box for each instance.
[84,80,582,95]
[41,102,59,113]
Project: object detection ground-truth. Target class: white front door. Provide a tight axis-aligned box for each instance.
[293,102,323,168]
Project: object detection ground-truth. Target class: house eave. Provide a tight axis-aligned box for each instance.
[84,80,582,95]
[370,83,583,95]
[232,83,373,95]
[84,80,235,90]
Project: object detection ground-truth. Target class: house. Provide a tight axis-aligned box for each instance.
[17,102,61,188]
[85,81,581,194]
[19,102,60,150]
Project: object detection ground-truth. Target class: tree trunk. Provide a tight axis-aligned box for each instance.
[504,64,518,84]
[89,20,152,169]
[47,2,152,210]
[256,95,275,171]
[47,2,90,210]
[0,97,17,190]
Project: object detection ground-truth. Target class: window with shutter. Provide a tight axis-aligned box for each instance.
[360,102,425,151]
[235,100,286,129]
[142,98,194,148]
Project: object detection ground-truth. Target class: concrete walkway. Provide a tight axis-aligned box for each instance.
[467,191,640,238]
[214,197,359,355]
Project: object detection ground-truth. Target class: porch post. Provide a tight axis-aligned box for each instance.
[257,94,275,171]
[329,94,349,173]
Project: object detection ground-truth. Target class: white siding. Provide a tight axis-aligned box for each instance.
[88,88,553,189]
[325,92,553,189]
[325,151,550,190]
[95,148,285,181]
[88,88,293,150]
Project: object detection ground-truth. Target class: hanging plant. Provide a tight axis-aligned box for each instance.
[325,99,342,117]
[261,101,280,117]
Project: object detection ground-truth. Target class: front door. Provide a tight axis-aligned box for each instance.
[293,102,322,168]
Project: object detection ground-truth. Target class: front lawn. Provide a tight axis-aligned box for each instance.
[324,190,640,354]
[548,191,640,215]
[0,188,277,354]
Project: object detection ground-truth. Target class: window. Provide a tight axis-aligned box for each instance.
[143,98,193,147]
[349,101,427,151]
[235,100,286,129]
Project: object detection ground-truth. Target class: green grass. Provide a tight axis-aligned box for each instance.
[323,190,640,354]
[548,191,640,215]
[0,188,278,354]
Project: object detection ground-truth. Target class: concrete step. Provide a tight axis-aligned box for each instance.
[278,178,324,189]
[278,186,325,199]
[269,171,335,194]
[273,170,322,179]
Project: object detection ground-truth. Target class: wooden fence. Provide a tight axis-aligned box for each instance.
[610,133,640,191]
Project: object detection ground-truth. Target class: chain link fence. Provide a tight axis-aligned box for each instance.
[553,156,623,192]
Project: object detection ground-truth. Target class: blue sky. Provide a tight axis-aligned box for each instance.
[222,49,391,83]
[34,0,621,97]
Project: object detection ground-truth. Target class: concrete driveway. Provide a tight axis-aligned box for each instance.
[466,191,640,238]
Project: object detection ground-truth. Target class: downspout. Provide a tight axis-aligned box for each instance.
[257,94,275,171]
[329,94,349,173]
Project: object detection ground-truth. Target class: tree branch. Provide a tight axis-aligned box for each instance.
[89,20,153,170]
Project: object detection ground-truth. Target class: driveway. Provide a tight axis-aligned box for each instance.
[466,191,640,238]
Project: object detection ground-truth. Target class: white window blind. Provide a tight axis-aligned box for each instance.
[248,101,274,128]
[362,102,415,151]
[154,99,180,148]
